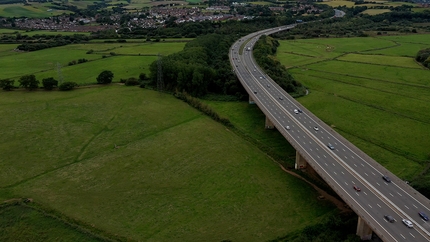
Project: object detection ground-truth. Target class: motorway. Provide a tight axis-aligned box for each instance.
[229,25,430,241]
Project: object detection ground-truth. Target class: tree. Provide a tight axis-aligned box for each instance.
[18,74,39,90]
[59,82,78,91]
[42,77,58,90]
[0,79,14,91]
[97,70,114,84]
[139,73,147,81]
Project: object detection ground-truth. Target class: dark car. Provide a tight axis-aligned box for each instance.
[384,215,395,223]
[382,176,391,183]
[419,212,429,221]
[353,185,361,192]
[327,143,334,150]
[298,109,303,113]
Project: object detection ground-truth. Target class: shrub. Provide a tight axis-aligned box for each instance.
[125,77,140,86]
[59,82,78,91]
[42,77,58,90]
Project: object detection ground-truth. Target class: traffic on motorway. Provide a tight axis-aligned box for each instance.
[230,25,430,242]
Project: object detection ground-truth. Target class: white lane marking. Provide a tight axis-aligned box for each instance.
[410,233,415,238]
[324,163,328,166]
[310,148,313,152]
[371,172,375,175]
[342,149,345,151]
[389,193,394,197]
[316,148,319,151]
[353,164,357,167]
[377,203,381,208]
[341,171,344,175]
[405,205,409,210]
[397,192,402,197]
[332,163,335,166]
[368,204,372,209]
[361,163,364,167]
[364,173,368,176]
[376,182,380,186]
[351,156,355,159]
[334,171,337,175]
[317,156,320,159]
[364,191,367,195]
[413,204,418,208]
[344,156,348,159]
[344,182,348,185]
[323,155,326,158]
[400,234,405,239]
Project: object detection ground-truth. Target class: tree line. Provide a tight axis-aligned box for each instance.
[253,35,305,96]
[147,33,243,98]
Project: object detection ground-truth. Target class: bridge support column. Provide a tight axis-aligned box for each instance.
[295,150,307,169]
[249,95,255,104]
[265,116,274,129]
[356,216,372,240]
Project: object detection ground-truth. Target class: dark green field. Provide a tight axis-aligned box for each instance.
[0,86,335,241]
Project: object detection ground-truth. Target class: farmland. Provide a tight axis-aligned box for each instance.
[0,86,335,241]
[0,41,188,84]
[274,35,430,180]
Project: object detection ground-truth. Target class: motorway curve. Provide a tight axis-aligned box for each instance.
[229,25,430,242]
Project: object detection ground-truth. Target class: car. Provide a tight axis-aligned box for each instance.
[294,109,299,114]
[279,97,283,100]
[419,212,429,221]
[384,215,395,223]
[285,126,290,130]
[254,69,256,72]
[382,176,391,183]
[327,143,334,150]
[298,109,303,113]
[253,91,257,94]
[313,126,319,131]
[267,85,270,88]
[402,219,413,228]
[353,185,361,192]
[260,76,263,79]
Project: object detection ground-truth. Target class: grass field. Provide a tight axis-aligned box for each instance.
[0,204,104,242]
[0,86,335,241]
[362,9,391,15]
[0,42,186,83]
[275,35,430,180]
[0,3,71,18]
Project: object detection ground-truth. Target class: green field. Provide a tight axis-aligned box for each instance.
[0,86,335,241]
[362,9,391,15]
[0,204,104,242]
[276,35,430,179]
[0,3,71,18]
[0,42,187,83]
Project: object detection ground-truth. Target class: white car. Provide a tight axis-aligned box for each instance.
[294,109,299,114]
[313,126,319,131]
[285,126,290,130]
[402,219,413,228]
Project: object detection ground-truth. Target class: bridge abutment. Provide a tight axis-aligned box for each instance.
[356,216,372,240]
[265,116,274,129]
[295,151,307,169]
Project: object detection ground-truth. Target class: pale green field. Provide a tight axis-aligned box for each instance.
[362,9,391,15]
[363,42,430,57]
[337,53,422,68]
[0,28,24,34]
[0,87,335,241]
[276,36,430,179]
[0,42,186,82]
[36,55,157,84]
[317,1,355,7]
[19,30,91,36]
[0,3,71,18]
[379,34,430,44]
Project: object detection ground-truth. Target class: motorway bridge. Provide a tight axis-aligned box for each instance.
[229,24,430,241]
